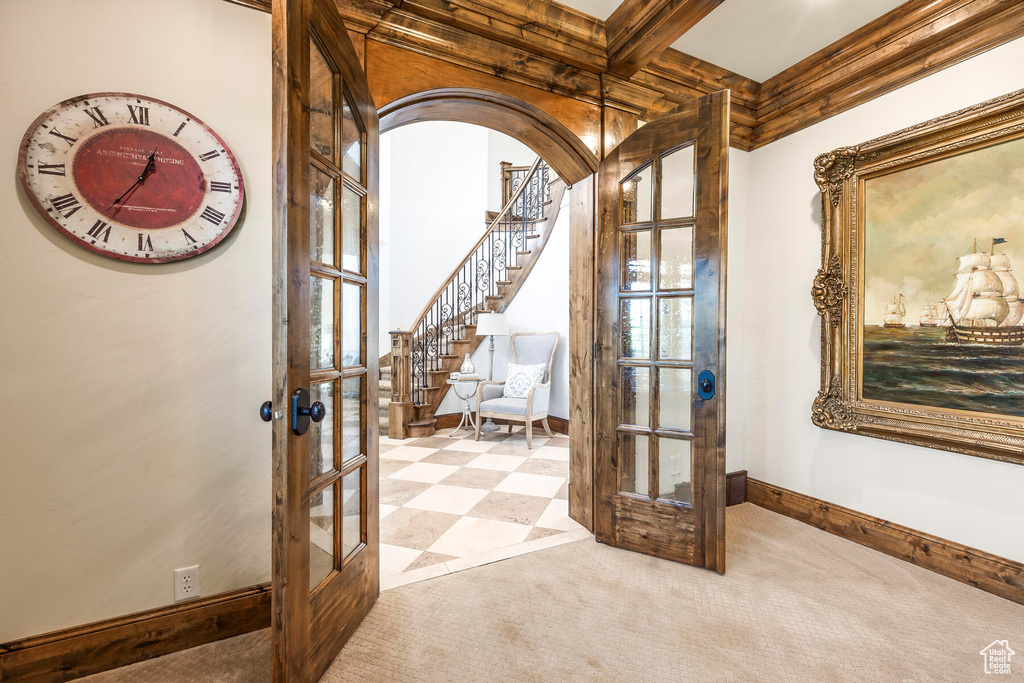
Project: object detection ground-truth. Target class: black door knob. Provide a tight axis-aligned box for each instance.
[305,401,327,423]
[259,401,273,422]
[291,388,326,435]
[700,378,712,392]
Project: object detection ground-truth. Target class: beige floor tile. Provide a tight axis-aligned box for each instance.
[379,507,461,551]
[379,543,423,575]
[443,439,498,453]
[420,450,479,466]
[380,561,449,590]
[545,436,570,449]
[405,551,458,572]
[380,436,415,447]
[427,516,532,557]
[494,472,565,498]
[535,498,582,531]
[383,445,438,462]
[407,436,461,449]
[379,459,409,477]
[438,467,508,490]
[379,478,432,506]
[388,462,460,484]
[467,491,551,526]
[379,503,399,520]
[483,442,537,457]
[514,457,569,477]
[465,453,527,472]
[404,484,490,515]
[531,445,570,462]
[504,434,550,448]
[555,480,569,500]
[525,525,563,542]
[380,444,397,453]
[527,528,591,550]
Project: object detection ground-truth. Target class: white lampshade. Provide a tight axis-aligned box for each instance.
[476,312,509,336]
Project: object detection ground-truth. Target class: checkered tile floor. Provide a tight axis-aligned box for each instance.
[379,424,589,589]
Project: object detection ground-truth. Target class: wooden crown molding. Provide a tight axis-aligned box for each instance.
[225,0,1024,152]
[0,584,271,682]
[605,0,723,78]
[747,479,1024,607]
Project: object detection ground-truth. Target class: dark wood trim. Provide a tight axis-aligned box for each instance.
[747,479,1024,607]
[433,412,569,435]
[751,0,1024,149]
[0,585,270,682]
[606,0,724,78]
[725,470,746,506]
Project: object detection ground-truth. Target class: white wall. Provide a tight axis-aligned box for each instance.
[737,37,1024,562]
[379,122,570,418]
[0,0,271,641]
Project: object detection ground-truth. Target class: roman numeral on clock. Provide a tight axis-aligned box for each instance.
[138,234,154,252]
[84,106,110,128]
[48,128,77,147]
[37,163,66,176]
[50,193,82,218]
[210,181,232,193]
[183,229,198,245]
[86,219,112,243]
[199,150,220,162]
[173,119,190,137]
[127,104,150,126]
[200,206,225,225]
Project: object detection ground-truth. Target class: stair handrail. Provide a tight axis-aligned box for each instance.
[407,155,545,330]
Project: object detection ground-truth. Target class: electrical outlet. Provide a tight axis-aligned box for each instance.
[669,454,682,476]
[174,565,200,603]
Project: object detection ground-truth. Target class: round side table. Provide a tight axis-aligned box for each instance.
[446,378,482,437]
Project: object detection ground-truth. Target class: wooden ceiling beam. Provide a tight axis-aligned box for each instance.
[605,0,723,78]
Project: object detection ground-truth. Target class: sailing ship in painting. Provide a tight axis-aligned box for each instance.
[918,303,940,327]
[882,294,906,328]
[920,238,1024,345]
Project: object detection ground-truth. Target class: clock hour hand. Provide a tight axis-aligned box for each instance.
[108,148,158,211]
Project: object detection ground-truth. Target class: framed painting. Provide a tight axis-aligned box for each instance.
[812,88,1024,465]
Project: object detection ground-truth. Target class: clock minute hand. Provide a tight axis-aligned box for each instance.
[108,148,158,211]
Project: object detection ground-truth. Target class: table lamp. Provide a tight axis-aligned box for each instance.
[475,312,508,432]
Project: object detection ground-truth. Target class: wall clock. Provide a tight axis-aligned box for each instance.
[18,92,244,263]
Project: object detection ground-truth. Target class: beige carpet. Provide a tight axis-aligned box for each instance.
[83,504,1024,682]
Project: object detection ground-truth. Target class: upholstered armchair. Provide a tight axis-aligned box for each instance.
[475,332,559,448]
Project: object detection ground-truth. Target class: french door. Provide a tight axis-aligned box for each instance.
[270,0,379,680]
[594,91,728,572]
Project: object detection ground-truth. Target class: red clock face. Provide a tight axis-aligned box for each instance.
[74,129,206,230]
[18,93,245,263]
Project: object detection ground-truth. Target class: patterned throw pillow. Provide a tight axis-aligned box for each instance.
[502,363,547,399]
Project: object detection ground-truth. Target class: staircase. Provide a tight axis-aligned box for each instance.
[378,364,391,435]
[386,157,566,439]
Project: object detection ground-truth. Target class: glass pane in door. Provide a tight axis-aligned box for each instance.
[342,376,362,463]
[311,276,335,369]
[310,484,335,589]
[620,366,650,427]
[660,144,695,220]
[311,165,335,267]
[618,433,649,496]
[657,438,691,503]
[659,298,692,361]
[342,184,361,274]
[658,368,692,432]
[342,469,362,559]
[310,381,336,479]
[659,226,693,290]
[621,231,651,291]
[342,282,362,367]
[309,38,335,159]
[342,94,362,181]
[621,164,652,223]
[620,299,651,359]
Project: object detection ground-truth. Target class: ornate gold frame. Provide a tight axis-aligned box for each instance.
[812,88,1024,466]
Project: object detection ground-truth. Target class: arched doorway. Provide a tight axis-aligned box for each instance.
[379,88,599,185]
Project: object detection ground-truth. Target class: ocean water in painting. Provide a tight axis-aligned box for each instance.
[862,134,1024,418]
[861,327,1024,416]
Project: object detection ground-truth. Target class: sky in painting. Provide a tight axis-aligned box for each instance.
[863,136,1024,325]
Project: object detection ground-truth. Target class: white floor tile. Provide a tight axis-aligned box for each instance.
[404,484,490,515]
[505,434,550,448]
[444,541,534,573]
[535,498,583,531]
[383,445,438,462]
[465,453,528,472]
[381,562,450,590]
[379,503,399,521]
[527,528,591,551]
[380,543,423,575]
[494,472,565,498]
[388,462,460,484]
[381,436,416,447]
[443,439,499,453]
[531,445,570,461]
[427,516,532,557]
